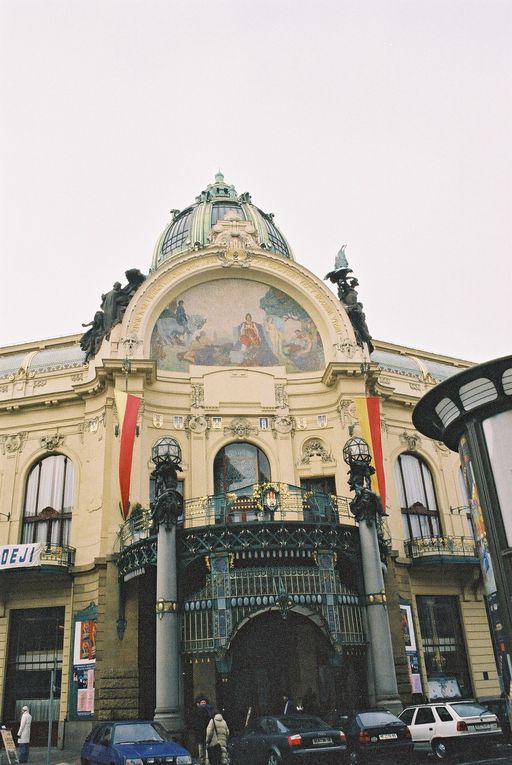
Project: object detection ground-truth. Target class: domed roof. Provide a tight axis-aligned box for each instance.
[151,172,293,270]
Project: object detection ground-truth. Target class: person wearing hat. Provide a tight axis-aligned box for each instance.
[17,705,32,763]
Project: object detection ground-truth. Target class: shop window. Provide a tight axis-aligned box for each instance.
[416,595,472,699]
[22,455,74,546]
[395,453,440,540]
[214,442,270,494]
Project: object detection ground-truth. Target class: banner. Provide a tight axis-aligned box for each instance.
[115,390,142,519]
[0,543,43,570]
[354,396,386,511]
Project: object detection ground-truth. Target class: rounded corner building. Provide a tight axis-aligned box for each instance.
[0,174,503,748]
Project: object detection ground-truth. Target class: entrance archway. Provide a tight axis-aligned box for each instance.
[222,610,338,731]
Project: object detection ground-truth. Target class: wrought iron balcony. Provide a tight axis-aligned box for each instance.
[40,543,76,568]
[119,483,354,550]
[404,535,477,563]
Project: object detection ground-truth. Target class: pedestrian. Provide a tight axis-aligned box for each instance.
[282,693,297,715]
[189,696,212,765]
[17,705,32,763]
[205,710,229,765]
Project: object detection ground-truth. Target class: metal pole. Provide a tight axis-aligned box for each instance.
[46,662,55,765]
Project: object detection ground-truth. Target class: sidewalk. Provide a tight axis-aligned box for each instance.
[1,747,81,765]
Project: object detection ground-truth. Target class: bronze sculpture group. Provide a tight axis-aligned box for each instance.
[80,269,146,361]
[325,245,374,354]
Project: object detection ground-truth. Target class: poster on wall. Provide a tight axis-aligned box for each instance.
[74,620,97,664]
[407,654,423,694]
[400,604,417,652]
[72,616,96,717]
[74,667,95,714]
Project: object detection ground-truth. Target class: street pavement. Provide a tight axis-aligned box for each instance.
[2,747,203,765]
[4,743,511,765]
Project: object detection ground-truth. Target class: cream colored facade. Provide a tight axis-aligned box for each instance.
[0,175,500,746]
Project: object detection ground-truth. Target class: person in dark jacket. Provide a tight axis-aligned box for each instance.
[189,696,212,764]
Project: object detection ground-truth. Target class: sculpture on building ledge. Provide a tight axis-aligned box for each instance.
[325,246,374,354]
[79,269,146,360]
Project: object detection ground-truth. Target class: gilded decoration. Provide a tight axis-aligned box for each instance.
[150,279,325,373]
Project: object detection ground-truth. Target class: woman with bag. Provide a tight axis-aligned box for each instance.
[205,710,229,765]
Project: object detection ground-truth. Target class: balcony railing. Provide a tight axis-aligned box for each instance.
[404,535,477,561]
[40,543,76,568]
[119,483,353,549]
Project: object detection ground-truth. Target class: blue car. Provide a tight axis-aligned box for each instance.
[81,720,192,765]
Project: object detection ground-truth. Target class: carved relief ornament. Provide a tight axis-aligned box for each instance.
[0,432,28,455]
[224,417,257,439]
[210,212,259,267]
[300,438,331,464]
[40,433,64,451]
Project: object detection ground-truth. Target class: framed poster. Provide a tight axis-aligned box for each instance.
[400,603,417,652]
[69,602,97,720]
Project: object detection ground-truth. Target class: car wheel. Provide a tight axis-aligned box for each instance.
[266,751,280,765]
[432,739,450,760]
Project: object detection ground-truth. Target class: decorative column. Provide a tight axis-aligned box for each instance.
[343,436,402,712]
[151,437,183,735]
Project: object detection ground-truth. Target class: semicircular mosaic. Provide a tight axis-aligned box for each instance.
[150,279,325,373]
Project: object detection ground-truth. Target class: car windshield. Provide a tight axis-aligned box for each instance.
[276,716,330,732]
[358,712,401,726]
[113,723,167,744]
[449,702,493,717]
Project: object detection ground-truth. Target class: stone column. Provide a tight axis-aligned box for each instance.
[358,514,401,712]
[154,521,182,733]
[343,437,401,712]
[150,441,184,735]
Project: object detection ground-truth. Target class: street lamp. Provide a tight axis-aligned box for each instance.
[343,436,401,712]
[151,437,183,735]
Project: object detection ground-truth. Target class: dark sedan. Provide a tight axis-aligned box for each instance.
[80,720,192,765]
[228,714,347,765]
[337,709,413,765]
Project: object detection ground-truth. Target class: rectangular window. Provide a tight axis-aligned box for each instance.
[4,607,64,738]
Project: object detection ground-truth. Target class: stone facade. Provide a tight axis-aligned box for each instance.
[0,175,501,746]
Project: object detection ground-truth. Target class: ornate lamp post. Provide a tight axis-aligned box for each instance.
[343,437,401,712]
[151,437,183,734]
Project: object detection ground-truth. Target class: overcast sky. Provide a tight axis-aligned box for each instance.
[1,0,510,362]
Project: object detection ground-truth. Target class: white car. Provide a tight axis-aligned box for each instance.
[398,700,502,759]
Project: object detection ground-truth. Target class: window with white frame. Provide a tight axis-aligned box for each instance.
[395,453,441,541]
[22,455,74,546]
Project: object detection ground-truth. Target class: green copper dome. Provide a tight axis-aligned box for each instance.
[151,173,294,270]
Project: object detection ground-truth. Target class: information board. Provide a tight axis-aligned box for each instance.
[0,728,19,765]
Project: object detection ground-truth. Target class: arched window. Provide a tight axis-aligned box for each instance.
[22,455,75,546]
[214,442,270,494]
[395,453,440,540]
